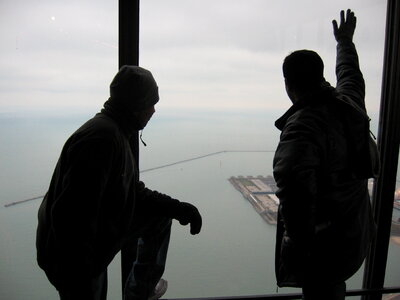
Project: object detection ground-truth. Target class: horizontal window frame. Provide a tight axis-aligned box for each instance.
[165,287,400,300]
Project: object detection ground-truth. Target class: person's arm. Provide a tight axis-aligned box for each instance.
[333,9,366,111]
[135,182,202,235]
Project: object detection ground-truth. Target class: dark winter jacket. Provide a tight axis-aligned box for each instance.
[36,101,179,289]
[273,40,377,287]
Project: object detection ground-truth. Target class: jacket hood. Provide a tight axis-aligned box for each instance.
[101,65,159,136]
[109,65,159,113]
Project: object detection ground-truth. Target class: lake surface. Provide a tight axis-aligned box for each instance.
[1,115,399,299]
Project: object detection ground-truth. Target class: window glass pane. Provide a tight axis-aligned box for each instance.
[0,1,117,299]
[384,153,400,290]
[140,0,386,298]
[0,1,389,299]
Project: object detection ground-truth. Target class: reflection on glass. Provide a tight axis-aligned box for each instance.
[393,187,400,237]
[382,293,400,300]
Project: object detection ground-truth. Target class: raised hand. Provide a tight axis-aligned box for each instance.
[333,9,357,42]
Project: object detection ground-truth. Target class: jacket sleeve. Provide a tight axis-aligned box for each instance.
[50,138,116,278]
[273,115,324,248]
[335,40,366,111]
[135,181,181,218]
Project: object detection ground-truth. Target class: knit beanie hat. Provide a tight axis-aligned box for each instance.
[109,65,159,112]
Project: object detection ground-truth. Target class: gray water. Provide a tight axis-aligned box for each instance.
[1,114,399,299]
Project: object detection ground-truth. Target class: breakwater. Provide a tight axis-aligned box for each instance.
[4,150,274,208]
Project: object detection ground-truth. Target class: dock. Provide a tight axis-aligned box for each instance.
[229,175,278,225]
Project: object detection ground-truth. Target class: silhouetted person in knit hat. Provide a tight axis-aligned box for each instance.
[273,10,378,300]
[36,65,202,300]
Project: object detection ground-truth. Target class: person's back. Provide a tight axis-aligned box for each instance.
[273,10,377,300]
[36,111,137,287]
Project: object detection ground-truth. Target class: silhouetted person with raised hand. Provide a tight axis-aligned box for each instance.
[36,66,202,300]
[273,9,378,300]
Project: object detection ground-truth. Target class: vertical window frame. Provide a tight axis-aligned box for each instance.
[363,0,400,299]
[118,0,140,297]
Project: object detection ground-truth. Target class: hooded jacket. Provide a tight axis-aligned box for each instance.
[36,66,180,289]
[273,41,377,287]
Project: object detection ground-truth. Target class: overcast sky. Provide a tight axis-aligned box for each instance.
[0,0,387,115]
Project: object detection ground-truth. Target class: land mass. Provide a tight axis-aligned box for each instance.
[229,175,278,225]
[230,176,400,238]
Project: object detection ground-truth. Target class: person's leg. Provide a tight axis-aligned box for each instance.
[302,281,346,300]
[58,270,108,300]
[124,217,172,300]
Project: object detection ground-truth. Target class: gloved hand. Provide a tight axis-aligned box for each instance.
[333,9,356,43]
[174,202,202,235]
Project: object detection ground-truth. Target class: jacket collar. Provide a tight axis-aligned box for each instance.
[275,101,304,131]
[275,82,335,131]
[101,98,142,137]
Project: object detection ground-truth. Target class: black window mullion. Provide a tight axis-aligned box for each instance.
[362,0,400,299]
[118,0,140,298]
